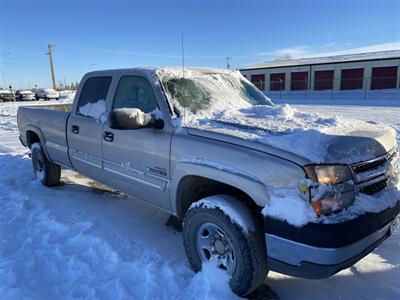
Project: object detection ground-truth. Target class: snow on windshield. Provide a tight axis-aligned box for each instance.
[159,68,273,119]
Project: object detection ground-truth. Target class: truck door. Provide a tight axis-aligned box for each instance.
[67,76,112,182]
[102,75,172,209]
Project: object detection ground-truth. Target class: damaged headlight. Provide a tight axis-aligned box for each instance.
[300,165,353,216]
[304,165,353,185]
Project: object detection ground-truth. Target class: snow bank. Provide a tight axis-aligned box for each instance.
[78,99,107,122]
[190,195,256,233]
[0,152,237,299]
[181,262,240,300]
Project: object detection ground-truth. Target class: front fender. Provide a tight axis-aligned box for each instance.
[170,158,268,214]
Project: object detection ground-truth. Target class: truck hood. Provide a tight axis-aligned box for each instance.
[185,104,397,164]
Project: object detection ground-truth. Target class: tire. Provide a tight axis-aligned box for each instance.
[31,142,61,186]
[182,195,268,296]
[35,96,39,100]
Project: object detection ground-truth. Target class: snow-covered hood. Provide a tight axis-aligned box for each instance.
[185,104,397,164]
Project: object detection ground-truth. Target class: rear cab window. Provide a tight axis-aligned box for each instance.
[76,76,112,121]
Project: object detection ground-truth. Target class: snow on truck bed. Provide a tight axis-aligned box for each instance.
[0,100,399,299]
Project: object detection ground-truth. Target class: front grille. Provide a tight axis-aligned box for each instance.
[352,151,395,175]
[352,157,388,174]
[359,178,389,195]
[352,150,397,195]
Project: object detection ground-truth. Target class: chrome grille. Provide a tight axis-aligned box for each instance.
[352,150,397,195]
[359,178,389,195]
[352,151,395,175]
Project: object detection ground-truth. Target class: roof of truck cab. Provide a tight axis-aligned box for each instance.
[86,67,236,76]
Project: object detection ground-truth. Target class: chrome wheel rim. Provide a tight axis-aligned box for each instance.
[196,222,237,274]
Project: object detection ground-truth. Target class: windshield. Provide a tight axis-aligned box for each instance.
[160,70,273,116]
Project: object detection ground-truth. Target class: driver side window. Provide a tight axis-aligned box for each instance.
[113,76,158,113]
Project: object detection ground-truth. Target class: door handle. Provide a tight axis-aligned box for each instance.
[71,125,79,134]
[103,131,114,142]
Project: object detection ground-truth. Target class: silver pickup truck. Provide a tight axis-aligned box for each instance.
[17,67,400,296]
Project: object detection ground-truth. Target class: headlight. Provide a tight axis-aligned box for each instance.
[301,165,353,216]
[304,165,352,185]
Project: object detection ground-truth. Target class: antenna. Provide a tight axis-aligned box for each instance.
[181,32,185,78]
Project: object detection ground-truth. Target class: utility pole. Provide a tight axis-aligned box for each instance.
[225,56,232,69]
[181,33,185,78]
[47,44,56,89]
[1,69,6,89]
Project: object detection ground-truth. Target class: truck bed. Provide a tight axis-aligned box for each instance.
[17,103,73,167]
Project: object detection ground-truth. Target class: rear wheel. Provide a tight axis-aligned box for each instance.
[31,142,61,186]
[182,195,268,296]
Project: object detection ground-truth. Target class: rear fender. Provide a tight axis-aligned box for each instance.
[24,124,52,162]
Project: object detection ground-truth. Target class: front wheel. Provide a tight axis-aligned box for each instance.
[31,142,61,186]
[182,195,268,296]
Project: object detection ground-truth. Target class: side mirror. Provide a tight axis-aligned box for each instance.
[109,108,164,130]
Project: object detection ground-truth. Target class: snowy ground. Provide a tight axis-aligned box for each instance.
[0,100,399,299]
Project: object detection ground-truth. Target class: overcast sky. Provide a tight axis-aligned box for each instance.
[1,0,399,89]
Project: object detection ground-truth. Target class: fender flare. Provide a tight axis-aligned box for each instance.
[24,124,52,162]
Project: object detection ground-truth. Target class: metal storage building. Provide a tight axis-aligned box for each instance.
[239,50,400,99]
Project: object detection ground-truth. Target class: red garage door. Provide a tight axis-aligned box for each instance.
[270,73,285,91]
[314,70,334,90]
[371,67,398,90]
[251,74,265,90]
[341,68,364,90]
[291,71,308,90]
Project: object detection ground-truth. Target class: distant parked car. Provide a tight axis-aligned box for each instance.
[15,90,35,101]
[35,88,59,100]
[0,90,15,102]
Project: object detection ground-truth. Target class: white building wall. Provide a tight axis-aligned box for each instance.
[240,58,400,92]
[241,59,400,100]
